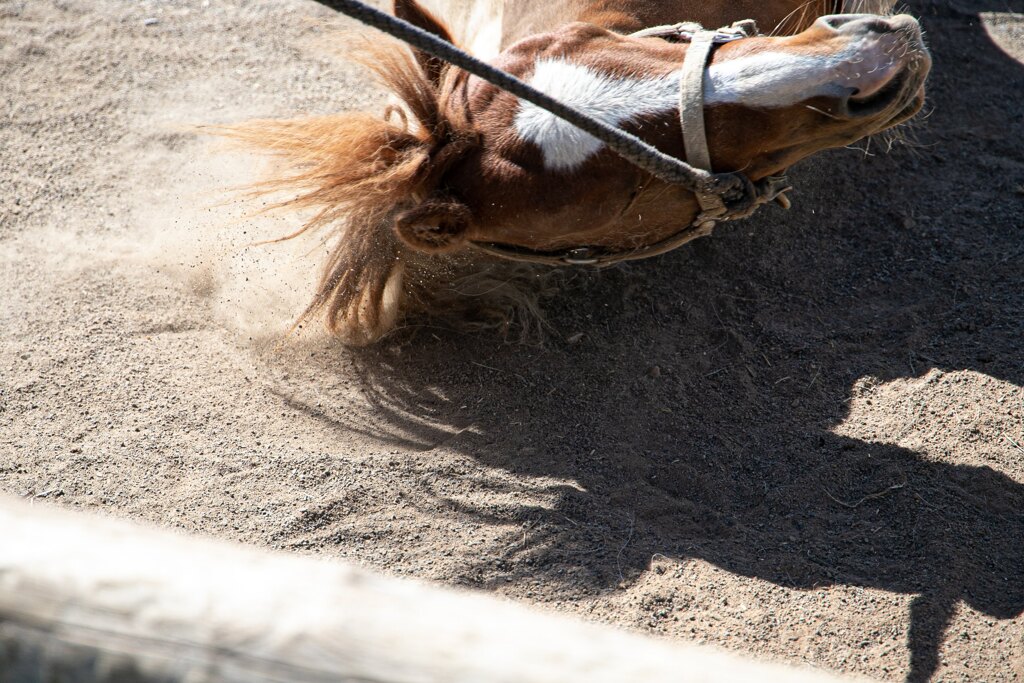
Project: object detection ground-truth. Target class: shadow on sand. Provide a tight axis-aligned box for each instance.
[282,2,1023,680]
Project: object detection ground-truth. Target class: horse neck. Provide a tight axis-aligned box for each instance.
[500,0,657,46]
[499,0,847,47]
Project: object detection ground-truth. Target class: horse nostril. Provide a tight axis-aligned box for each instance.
[819,14,861,30]
[817,13,893,35]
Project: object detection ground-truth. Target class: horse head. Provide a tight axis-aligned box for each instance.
[218,2,929,344]
[414,13,930,256]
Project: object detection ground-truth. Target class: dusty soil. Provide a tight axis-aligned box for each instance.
[2,1,1023,681]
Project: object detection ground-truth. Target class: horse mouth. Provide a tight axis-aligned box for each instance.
[847,68,911,114]
[835,15,933,125]
[884,82,928,128]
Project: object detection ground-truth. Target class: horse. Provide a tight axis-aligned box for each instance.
[219,0,929,344]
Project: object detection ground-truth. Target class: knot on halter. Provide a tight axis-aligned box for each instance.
[696,173,794,226]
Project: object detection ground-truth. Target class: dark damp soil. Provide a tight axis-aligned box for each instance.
[2,1,1022,681]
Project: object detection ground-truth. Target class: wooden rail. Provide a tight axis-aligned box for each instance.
[0,496,871,683]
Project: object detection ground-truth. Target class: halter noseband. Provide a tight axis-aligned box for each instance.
[472,20,793,267]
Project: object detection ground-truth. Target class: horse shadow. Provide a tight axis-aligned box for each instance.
[283,1,1024,681]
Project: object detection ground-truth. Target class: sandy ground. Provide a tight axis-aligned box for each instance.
[2,0,1023,681]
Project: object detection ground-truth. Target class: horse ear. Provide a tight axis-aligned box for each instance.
[392,0,456,86]
[394,198,471,253]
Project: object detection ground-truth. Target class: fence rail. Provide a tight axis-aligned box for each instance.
[0,496,870,683]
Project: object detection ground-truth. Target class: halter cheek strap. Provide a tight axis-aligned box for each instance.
[679,30,722,228]
[679,31,716,173]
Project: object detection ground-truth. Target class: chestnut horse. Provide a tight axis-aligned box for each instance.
[222,0,929,344]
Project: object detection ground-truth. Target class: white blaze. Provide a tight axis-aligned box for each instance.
[513,52,859,171]
[513,59,679,171]
[704,51,857,107]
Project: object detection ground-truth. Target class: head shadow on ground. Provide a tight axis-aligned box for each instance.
[260,2,1023,681]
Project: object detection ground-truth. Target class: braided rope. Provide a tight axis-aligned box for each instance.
[311,0,744,196]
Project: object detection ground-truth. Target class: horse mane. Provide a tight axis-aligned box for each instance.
[210,40,475,345]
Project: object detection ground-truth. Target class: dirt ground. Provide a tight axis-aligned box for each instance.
[2,0,1023,681]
